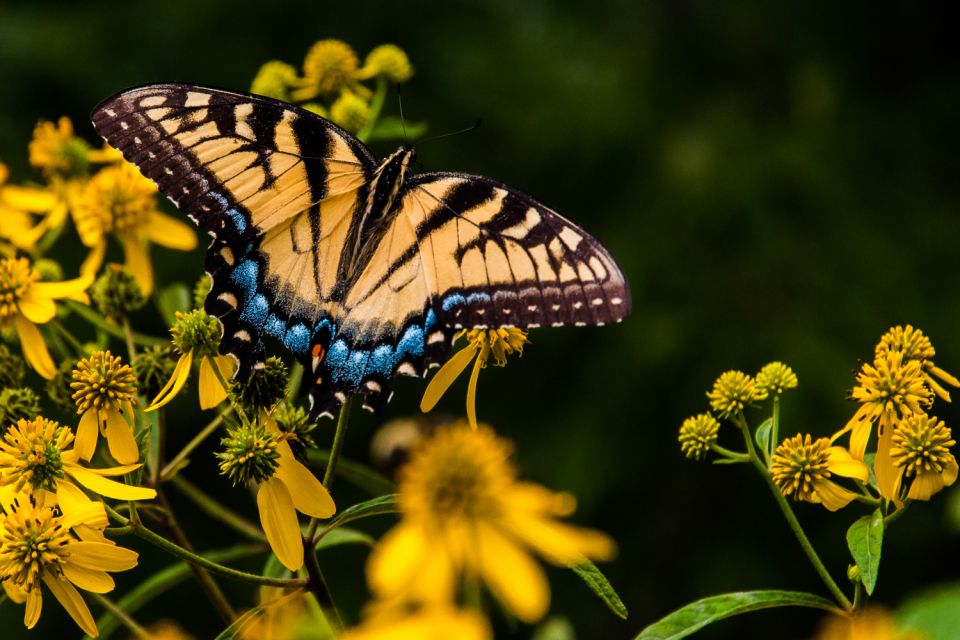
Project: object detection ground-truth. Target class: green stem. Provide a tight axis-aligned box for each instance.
[121,316,137,363]
[357,76,387,143]
[91,594,152,640]
[160,407,231,482]
[168,474,266,542]
[770,395,781,462]
[852,580,865,611]
[286,361,303,400]
[734,413,853,611]
[106,505,307,589]
[48,319,85,355]
[302,538,344,633]
[883,501,910,527]
[323,399,353,489]
[66,301,167,347]
[206,354,250,427]
[708,442,751,462]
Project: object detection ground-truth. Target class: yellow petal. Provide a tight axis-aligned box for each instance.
[24,587,42,629]
[14,314,56,379]
[510,482,577,516]
[62,564,115,593]
[67,541,139,572]
[420,344,478,412]
[275,454,336,519]
[147,352,193,411]
[466,353,484,430]
[367,521,429,597]
[30,274,94,301]
[199,356,228,409]
[873,426,898,503]
[68,460,143,477]
[2,185,58,211]
[41,573,98,637]
[505,512,616,565]
[476,523,550,623]
[56,480,109,529]
[258,477,304,571]
[825,447,870,482]
[102,406,139,465]
[80,241,107,279]
[944,457,959,487]
[75,409,100,462]
[3,580,28,604]
[17,293,56,324]
[849,419,872,461]
[74,525,113,544]
[815,480,859,511]
[906,469,945,501]
[121,232,154,296]
[67,464,156,501]
[146,211,198,250]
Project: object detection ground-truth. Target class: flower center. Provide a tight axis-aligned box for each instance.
[468,327,528,368]
[707,370,765,416]
[771,435,831,502]
[0,258,37,321]
[891,415,956,477]
[77,165,155,236]
[217,423,282,486]
[0,418,71,493]
[70,350,137,413]
[0,498,73,590]
[171,309,222,356]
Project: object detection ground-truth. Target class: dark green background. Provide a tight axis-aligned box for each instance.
[2,1,959,638]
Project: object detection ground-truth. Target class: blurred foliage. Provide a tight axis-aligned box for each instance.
[1,1,959,638]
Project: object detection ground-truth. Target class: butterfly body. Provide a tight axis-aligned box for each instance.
[91,84,630,419]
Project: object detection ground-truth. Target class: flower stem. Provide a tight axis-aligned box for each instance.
[207,354,251,427]
[106,504,305,589]
[168,474,266,543]
[357,76,387,143]
[734,413,853,611]
[122,316,137,362]
[323,398,353,489]
[709,442,751,462]
[66,300,167,346]
[770,395,781,461]
[48,319,85,355]
[302,537,344,633]
[160,407,231,482]
[92,593,152,640]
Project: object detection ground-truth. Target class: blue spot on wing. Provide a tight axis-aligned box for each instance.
[225,208,247,233]
[284,323,310,355]
[442,294,466,312]
[324,315,432,388]
[240,293,269,328]
[230,260,259,302]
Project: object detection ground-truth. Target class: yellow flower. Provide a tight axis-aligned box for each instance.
[0,256,92,379]
[0,492,139,637]
[144,621,196,640]
[887,414,958,503]
[251,60,301,101]
[678,413,720,460]
[70,350,140,464]
[366,423,615,623]
[707,370,766,417]
[28,117,91,177]
[0,163,61,251]
[293,39,366,101]
[834,350,932,460]
[876,324,960,401]
[238,588,327,640]
[219,418,335,571]
[421,328,528,430]
[330,90,372,133]
[0,417,156,506]
[147,310,235,411]
[72,162,197,295]
[343,604,491,640]
[814,608,923,640]
[755,361,798,396]
[771,434,869,511]
[357,44,414,83]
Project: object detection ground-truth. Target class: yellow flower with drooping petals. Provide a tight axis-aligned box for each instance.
[421,328,528,430]
[876,324,960,401]
[0,417,156,508]
[147,310,235,411]
[218,417,335,571]
[343,604,491,640]
[367,423,615,623]
[72,162,196,295]
[0,162,62,251]
[771,434,870,511]
[357,44,414,83]
[0,492,139,637]
[887,414,958,503]
[28,117,91,178]
[834,350,932,461]
[0,256,92,379]
[70,350,140,464]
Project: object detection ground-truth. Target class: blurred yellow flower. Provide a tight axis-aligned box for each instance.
[293,39,366,101]
[357,44,414,83]
[239,588,328,640]
[343,604,490,640]
[876,325,959,402]
[28,117,91,177]
[144,621,196,640]
[0,256,92,379]
[70,350,139,464]
[0,492,139,637]
[330,90,372,132]
[771,434,869,511]
[814,608,923,640]
[73,162,196,295]
[366,423,615,623]
[888,414,957,503]
[421,328,528,430]
[251,60,300,101]
[0,162,61,251]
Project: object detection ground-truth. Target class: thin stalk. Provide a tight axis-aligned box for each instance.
[306,400,352,542]
[121,316,137,362]
[106,505,306,589]
[206,355,251,427]
[302,538,344,632]
[357,76,387,142]
[709,442,750,462]
[168,474,266,543]
[734,413,853,611]
[770,395,781,462]
[67,301,167,346]
[852,580,864,611]
[91,594,151,640]
[160,408,231,481]
[48,319,85,355]
[884,501,910,528]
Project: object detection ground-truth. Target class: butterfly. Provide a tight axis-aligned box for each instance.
[91,84,631,419]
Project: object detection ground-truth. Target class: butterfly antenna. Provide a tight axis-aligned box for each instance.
[397,83,409,145]
[418,119,482,145]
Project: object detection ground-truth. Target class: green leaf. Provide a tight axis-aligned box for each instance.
[366,116,428,142]
[308,449,395,496]
[316,526,376,550]
[570,560,628,619]
[898,581,960,640]
[846,509,883,595]
[156,282,192,326]
[754,417,773,455]
[322,494,398,533]
[634,591,838,640]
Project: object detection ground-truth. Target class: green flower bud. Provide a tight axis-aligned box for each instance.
[0,344,26,389]
[192,273,211,310]
[171,309,221,357]
[0,387,42,430]
[46,358,81,413]
[217,422,282,486]
[133,345,179,398]
[232,356,288,412]
[32,259,64,282]
[273,401,316,459]
[90,264,146,319]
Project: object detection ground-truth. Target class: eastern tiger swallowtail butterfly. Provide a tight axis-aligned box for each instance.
[91,84,631,419]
